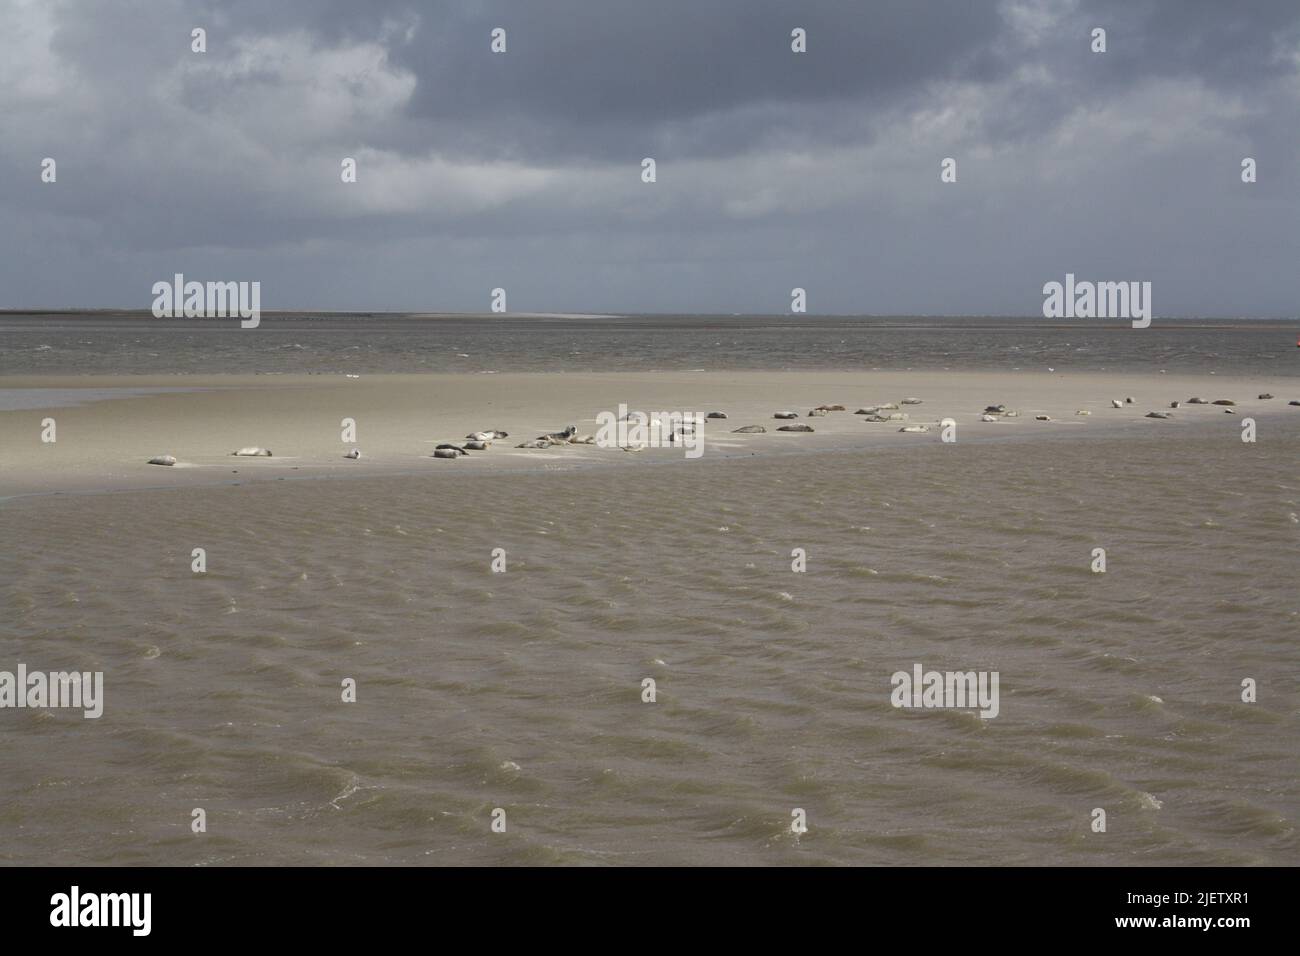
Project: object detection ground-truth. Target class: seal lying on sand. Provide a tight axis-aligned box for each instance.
[344,448,361,459]
[732,425,766,433]
[436,443,468,454]
[774,411,799,419]
[463,440,490,450]
[517,425,577,448]
[706,411,728,419]
[898,424,929,433]
[466,430,508,441]
[147,455,176,466]
[232,447,272,456]
[432,448,463,459]
[777,423,814,432]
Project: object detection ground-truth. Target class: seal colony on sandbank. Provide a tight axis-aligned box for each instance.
[129,389,1295,472]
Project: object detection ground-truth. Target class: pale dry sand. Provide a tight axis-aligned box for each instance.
[1,371,1293,497]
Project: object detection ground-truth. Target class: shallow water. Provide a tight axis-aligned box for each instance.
[2,427,1295,865]
[2,314,1296,376]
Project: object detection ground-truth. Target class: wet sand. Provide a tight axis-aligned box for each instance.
[2,371,1294,498]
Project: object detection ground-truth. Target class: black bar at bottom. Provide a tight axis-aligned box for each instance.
[0,866,1283,942]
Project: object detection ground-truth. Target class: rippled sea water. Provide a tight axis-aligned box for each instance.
[2,313,1296,376]
[3,427,1296,865]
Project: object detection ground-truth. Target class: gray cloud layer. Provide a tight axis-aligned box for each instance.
[2,0,1297,315]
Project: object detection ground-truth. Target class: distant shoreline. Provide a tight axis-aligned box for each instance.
[1,310,1296,325]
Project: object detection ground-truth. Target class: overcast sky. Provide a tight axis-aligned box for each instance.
[2,0,1297,316]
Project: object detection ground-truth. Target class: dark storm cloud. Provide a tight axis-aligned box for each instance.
[0,0,1297,314]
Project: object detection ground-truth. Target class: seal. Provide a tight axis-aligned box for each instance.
[773,411,799,419]
[777,423,814,432]
[344,448,361,459]
[147,455,176,466]
[432,448,462,459]
[232,447,272,456]
[463,441,490,450]
[732,425,766,433]
[706,412,728,419]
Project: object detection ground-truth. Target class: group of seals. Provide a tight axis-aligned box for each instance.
[516,424,589,449]
[145,391,1298,468]
[429,428,510,459]
[432,428,510,459]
